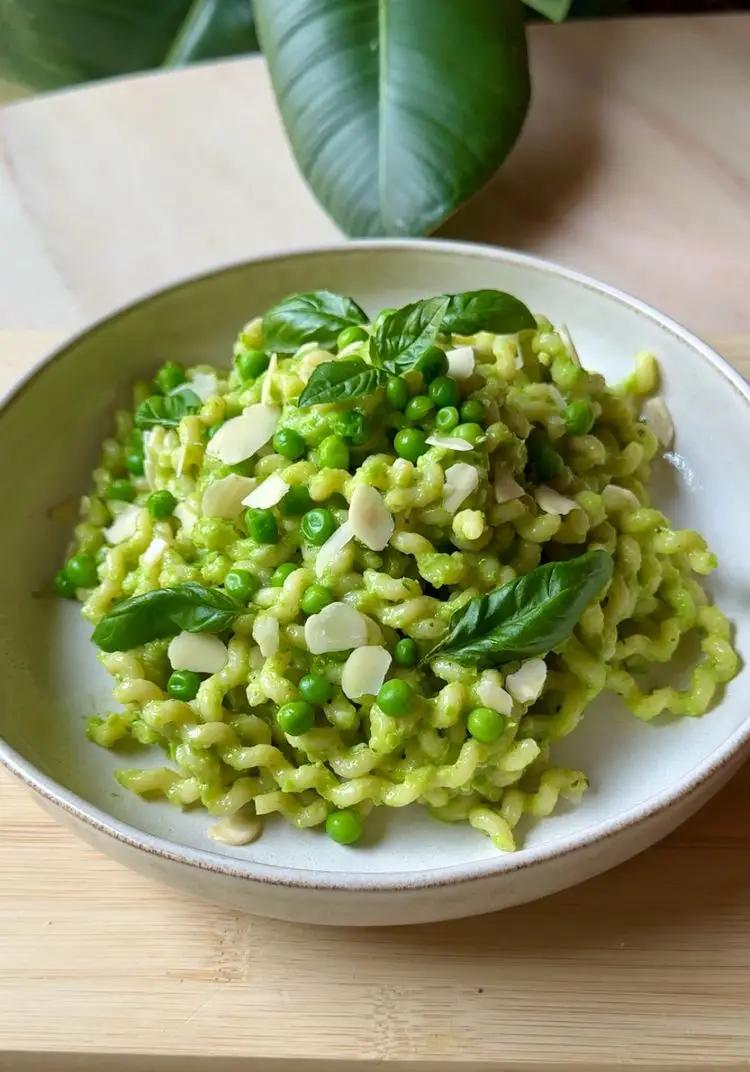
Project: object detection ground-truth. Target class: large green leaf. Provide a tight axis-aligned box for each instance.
[253,0,530,237]
[0,0,257,90]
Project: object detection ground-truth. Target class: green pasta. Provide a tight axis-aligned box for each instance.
[56,289,739,851]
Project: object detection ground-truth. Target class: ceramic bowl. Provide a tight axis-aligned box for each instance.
[1,240,748,926]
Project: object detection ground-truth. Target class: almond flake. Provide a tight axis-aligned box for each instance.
[443,463,479,514]
[348,485,394,551]
[206,405,279,465]
[242,473,288,509]
[445,345,475,380]
[534,485,578,515]
[315,521,354,578]
[202,474,257,519]
[104,504,141,545]
[506,659,547,704]
[304,602,368,654]
[341,646,392,700]
[167,632,228,674]
[425,434,474,452]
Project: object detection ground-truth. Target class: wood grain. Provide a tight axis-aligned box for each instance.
[2,12,750,1068]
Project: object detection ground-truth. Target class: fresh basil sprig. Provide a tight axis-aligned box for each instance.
[298,360,389,408]
[424,549,613,667]
[92,583,240,652]
[441,290,535,336]
[370,295,449,374]
[262,290,368,353]
[135,389,202,430]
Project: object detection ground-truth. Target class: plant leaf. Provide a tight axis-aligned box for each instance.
[424,549,613,667]
[91,583,239,652]
[442,290,536,336]
[254,0,530,237]
[371,296,449,375]
[263,291,368,353]
[523,0,573,23]
[0,0,258,90]
[134,389,202,429]
[298,360,389,408]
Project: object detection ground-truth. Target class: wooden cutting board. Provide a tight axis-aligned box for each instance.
[1,329,749,1070]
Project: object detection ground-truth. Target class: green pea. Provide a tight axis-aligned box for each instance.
[454,422,484,445]
[460,399,485,424]
[435,406,459,433]
[299,672,332,705]
[393,637,418,667]
[63,553,98,589]
[124,449,144,476]
[271,562,298,586]
[428,375,459,409]
[105,479,136,502]
[279,485,312,517]
[301,583,333,615]
[155,362,185,394]
[334,410,369,445]
[337,325,368,349]
[318,435,350,471]
[273,427,306,460]
[564,399,595,436]
[235,348,269,381]
[224,567,260,602]
[167,670,202,702]
[277,700,315,736]
[130,427,144,449]
[405,394,435,423]
[53,569,77,599]
[325,808,363,845]
[467,706,506,743]
[301,508,337,546]
[245,508,278,544]
[394,427,427,462]
[417,345,449,382]
[386,376,409,411]
[377,678,414,717]
[147,489,177,518]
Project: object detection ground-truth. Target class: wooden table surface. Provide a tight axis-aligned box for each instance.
[1,14,750,1070]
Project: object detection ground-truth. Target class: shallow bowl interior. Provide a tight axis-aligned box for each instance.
[1,241,748,884]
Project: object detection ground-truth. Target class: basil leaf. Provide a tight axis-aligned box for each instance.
[135,389,201,429]
[442,290,536,336]
[262,290,368,353]
[92,583,239,652]
[424,549,613,667]
[371,295,449,375]
[298,360,389,408]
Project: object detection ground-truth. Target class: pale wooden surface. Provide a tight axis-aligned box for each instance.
[2,14,750,1069]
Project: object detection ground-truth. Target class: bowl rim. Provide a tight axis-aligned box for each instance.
[1,236,748,893]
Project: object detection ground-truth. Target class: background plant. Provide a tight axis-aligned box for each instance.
[0,0,578,235]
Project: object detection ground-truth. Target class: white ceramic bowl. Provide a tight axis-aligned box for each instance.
[1,240,748,926]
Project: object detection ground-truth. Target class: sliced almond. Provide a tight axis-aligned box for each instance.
[476,670,513,716]
[443,462,479,514]
[104,504,141,545]
[425,434,474,452]
[506,658,547,704]
[341,646,392,701]
[252,614,280,658]
[205,404,279,465]
[189,370,219,401]
[208,812,262,846]
[242,472,288,509]
[445,345,475,380]
[643,396,674,447]
[315,521,354,579]
[534,485,578,515]
[348,485,394,551]
[494,467,525,504]
[174,502,198,536]
[601,484,640,512]
[141,536,169,568]
[201,474,256,519]
[304,602,368,654]
[167,632,228,674]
